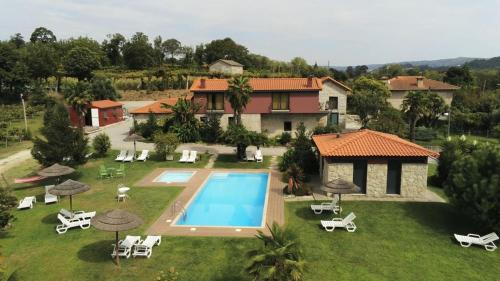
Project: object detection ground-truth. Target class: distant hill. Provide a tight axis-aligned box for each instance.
[332,57,480,71]
[466,57,500,69]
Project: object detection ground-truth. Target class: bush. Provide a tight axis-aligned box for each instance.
[136,112,159,140]
[412,126,438,141]
[200,114,222,143]
[278,132,291,145]
[444,143,500,232]
[437,137,478,186]
[154,132,179,160]
[89,77,120,100]
[0,186,17,229]
[92,133,111,156]
[312,125,340,135]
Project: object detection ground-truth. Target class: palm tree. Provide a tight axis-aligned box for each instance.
[161,98,201,142]
[227,76,252,126]
[246,223,305,281]
[66,83,92,127]
[283,163,305,194]
[402,91,426,142]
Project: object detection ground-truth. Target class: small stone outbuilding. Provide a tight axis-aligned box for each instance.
[313,130,439,199]
[208,59,244,75]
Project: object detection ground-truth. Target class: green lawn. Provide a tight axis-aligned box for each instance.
[427,163,448,202]
[1,153,499,280]
[416,133,499,147]
[213,154,271,169]
[0,113,44,159]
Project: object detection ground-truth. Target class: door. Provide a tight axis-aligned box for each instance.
[91,108,99,127]
[328,113,339,125]
[353,160,367,194]
[387,160,402,194]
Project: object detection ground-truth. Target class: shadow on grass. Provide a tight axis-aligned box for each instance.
[41,213,58,224]
[209,257,249,281]
[77,240,114,263]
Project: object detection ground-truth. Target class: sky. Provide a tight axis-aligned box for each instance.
[1,0,500,66]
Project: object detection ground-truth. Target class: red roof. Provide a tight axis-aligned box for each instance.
[129,95,192,114]
[386,76,460,91]
[320,76,352,92]
[91,100,122,109]
[313,129,439,158]
[190,78,322,92]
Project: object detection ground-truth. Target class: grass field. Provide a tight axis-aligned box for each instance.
[0,114,44,159]
[1,153,499,280]
[213,154,271,169]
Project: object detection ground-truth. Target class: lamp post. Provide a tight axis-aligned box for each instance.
[443,112,450,139]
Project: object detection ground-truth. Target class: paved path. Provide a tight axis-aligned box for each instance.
[90,118,288,156]
[0,150,33,174]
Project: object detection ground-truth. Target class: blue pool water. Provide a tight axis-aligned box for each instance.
[155,171,195,183]
[176,172,269,227]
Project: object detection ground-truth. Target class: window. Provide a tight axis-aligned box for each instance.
[272,93,289,110]
[328,113,339,125]
[200,116,208,123]
[328,97,338,110]
[207,93,224,110]
[228,116,235,126]
[284,121,292,132]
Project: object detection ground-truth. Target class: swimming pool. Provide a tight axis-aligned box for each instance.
[175,172,269,227]
[154,171,195,183]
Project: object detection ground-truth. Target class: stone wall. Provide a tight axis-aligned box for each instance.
[195,113,262,132]
[261,113,327,137]
[366,162,388,197]
[319,80,349,127]
[324,161,353,184]
[401,163,428,198]
[209,62,243,75]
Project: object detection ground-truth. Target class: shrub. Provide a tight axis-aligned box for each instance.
[89,77,120,100]
[278,132,292,145]
[437,137,478,186]
[0,186,17,229]
[92,133,111,156]
[312,125,340,135]
[412,126,438,141]
[444,143,500,232]
[154,132,179,160]
[200,114,222,143]
[136,112,159,140]
[368,107,406,137]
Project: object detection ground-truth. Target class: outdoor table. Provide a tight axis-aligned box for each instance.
[118,186,130,193]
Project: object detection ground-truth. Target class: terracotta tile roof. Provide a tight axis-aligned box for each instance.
[313,129,439,158]
[190,78,322,92]
[129,95,192,114]
[320,76,352,92]
[209,59,243,67]
[90,100,122,109]
[386,76,460,91]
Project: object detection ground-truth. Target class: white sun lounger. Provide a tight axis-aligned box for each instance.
[311,196,341,215]
[55,214,91,234]
[255,149,263,162]
[454,232,498,251]
[115,150,127,161]
[59,209,96,220]
[17,196,36,210]
[112,235,141,259]
[245,151,255,162]
[133,236,162,258]
[186,151,197,163]
[44,185,58,204]
[321,212,357,232]
[136,150,149,161]
[178,150,189,162]
[123,151,134,162]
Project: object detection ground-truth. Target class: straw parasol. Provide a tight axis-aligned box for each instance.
[38,163,75,182]
[49,179,90,211]
[123,133,145,155]
[320,178,361,212]
[91,209,143,266]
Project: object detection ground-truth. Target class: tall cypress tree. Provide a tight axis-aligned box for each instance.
[31,102,88,166]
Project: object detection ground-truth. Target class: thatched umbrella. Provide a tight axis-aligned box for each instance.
[49,179,90,211]
[38,163,75,182]
[123,133,145,155]
[320,178,361,213]
[91,209,143,266]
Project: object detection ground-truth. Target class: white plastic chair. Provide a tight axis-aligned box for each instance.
[112,235,141,258]
[136,150,149,161]
[178,150,189,162]
[133,236,162,258]
[311,196,341,214]
[44,185,58,204]
[55,214,91,234]
[115,150,127,161]
[186,151,197,163]
[321,212,357,232]
[454,232,498,251]
[17,196,36,210]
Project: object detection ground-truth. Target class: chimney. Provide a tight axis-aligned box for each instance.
[307,76,313,87]
[416,76,424,88]
[336,133,341,138]
[200,78,206,88]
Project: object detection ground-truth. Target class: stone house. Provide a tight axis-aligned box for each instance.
[190,77,351,137]
[385,76,460,109]
[208,59,244,75]
[313,130,439,198]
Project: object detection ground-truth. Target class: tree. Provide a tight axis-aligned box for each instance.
[153,132,179,160]
[32,102,89,166]
[162,39,181,62]
[25,42,58,80]
[227,76,252,126]
[89,77,119,100]
[349,77,390,127]
[30,27,56,43]
[444,143,500,232]
[420,92,446,127]
[283,163,306,194]
[290,57,310,76]
[0,186,17,229]
[368,106,406,136]
[64,82,92,127]
[122,32,154,70]
[402,91,426,142]
[102,33,126,66]
[200,114,222,143]
[63,46,100,80]
[9,33,25,48]
[162,98,201,142]
[437,137,477,186]
[246,223,305,281]
[444,66,474,87]
[92,133,111,157]
[204,38,250,65]
[153,36,165,66]
[292,123,318,174]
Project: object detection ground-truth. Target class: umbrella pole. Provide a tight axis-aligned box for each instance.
[338,193,342,214]
[115,231,120,266]
[69,195,73,212]
[134,140,136,155]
